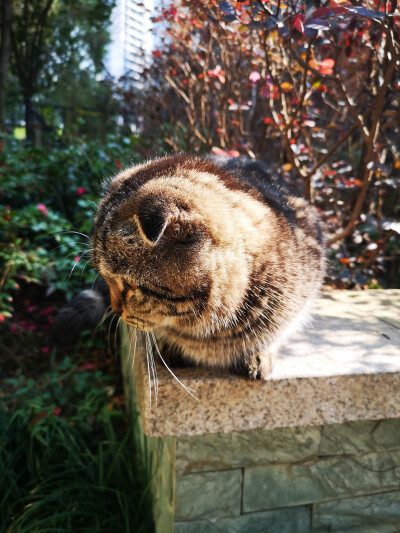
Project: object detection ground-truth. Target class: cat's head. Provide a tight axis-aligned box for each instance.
[91,156,266,333]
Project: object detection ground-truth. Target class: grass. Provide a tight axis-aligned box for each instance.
[0,355,154,533]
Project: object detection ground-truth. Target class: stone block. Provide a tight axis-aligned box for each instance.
[319,418,400,456]
[175,470,242,521]
[175,505,310,533]
[243,450,400,512]
[312,491,400,532]
[176,425,320,475]
[148,436,176,533]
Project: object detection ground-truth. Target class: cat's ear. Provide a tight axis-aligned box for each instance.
[135,197,171,245]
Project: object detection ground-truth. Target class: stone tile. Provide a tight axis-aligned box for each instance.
[319,418,400,456]
[175,470,242,521]
[176,426,320,475]
[312,491,400,532]
[175,505,311,533]
[243,450,400,512]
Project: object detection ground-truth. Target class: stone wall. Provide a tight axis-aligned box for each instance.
[120,291,400,532]
[135,415,400,533]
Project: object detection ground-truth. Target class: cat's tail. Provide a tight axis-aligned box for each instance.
[52,278,110,342]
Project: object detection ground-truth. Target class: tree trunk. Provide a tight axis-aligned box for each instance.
[0,0,12,131]
[24,93,34,144]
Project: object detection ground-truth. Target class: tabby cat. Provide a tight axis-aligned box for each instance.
[65,154,324,380]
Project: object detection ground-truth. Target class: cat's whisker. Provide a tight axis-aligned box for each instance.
[151,331,198,401]
[129,326,138,373]
[79,259,96,282]
[124,326,135,388]
[52,230,91,240]
[107,312,119,353]
[146,332,158,407]
[91,272,102,291]
[144,332,152,409]
[65,248,105,281]
[68,250,93,280]
[96,306,112,330]
[114,316,122,352]
[50,241,93,254]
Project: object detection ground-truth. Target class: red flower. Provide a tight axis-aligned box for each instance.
[249,71,261,83]
[52,407,61,416]
[0,314,6,322]
[40,307,55,316]
[211,147,227,156]
[42,346,51,354]
[76,187,86,196]
[37,204,48,216]
[79,363,95,371]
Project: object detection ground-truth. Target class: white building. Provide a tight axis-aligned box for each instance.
[105,0,155,83]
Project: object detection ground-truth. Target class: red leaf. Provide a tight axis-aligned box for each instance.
[320,58,335,74]
[312,6,347,18]
[263,116,274,124]
[292,14,305,33]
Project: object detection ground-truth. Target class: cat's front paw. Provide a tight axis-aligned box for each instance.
[248,351,274,380]
[247,354,261,380]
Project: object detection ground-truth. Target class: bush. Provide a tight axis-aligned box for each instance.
[0,134,138,319]
[0,357,153,532]
[140,0,400,288]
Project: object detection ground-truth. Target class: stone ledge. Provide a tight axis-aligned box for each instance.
[124,289,400,438]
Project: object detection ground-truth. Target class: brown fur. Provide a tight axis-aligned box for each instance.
[91,155,325,378]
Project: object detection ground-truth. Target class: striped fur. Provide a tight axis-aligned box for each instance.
[92,155,325,378]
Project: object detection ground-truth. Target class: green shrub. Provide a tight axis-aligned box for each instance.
[0,134,138,319]
[0,357,153,532]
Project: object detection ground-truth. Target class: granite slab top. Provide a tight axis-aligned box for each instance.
[123,289,400,437]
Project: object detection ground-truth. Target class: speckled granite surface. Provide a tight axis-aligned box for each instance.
[125,289,400,437]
